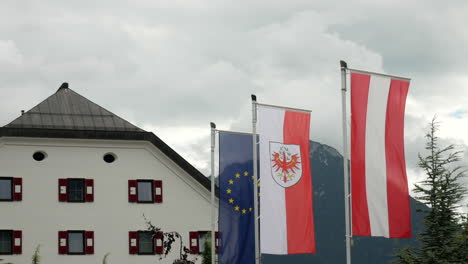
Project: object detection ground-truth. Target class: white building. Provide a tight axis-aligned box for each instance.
[0,83,217,264]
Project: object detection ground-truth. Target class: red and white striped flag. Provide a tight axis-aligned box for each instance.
[350,71,411,238]
[258,105,316,254]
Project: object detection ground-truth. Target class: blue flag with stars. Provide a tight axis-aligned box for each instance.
[219,131,255,264]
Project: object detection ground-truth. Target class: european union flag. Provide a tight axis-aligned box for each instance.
[218,131,255,264]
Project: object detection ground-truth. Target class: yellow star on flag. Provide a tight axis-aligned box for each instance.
[229,198,234,204]
[242,209,246,214]
[249,208,252,212]
[229,179,234,185]
[244,171,249,176]
[235,173,241,178]
[234,206,240,211]
[226,189,232,194]
[251,175,255,180]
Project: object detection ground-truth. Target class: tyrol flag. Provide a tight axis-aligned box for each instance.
[258,104,316,254]
[350,71,411,238]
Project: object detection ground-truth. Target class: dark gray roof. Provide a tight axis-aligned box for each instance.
[5,83,144,132]
[1,83,216,194]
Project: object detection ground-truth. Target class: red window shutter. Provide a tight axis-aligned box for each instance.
[58,179,68,202]
[215,232,219,254]
[189,231,199,254]
[13,178,22,201]
[85,179,94,202]
[128,180,137,203]
[154,232,164,254]
[154,180,163,203]
[129,231,138,254]
[58,231,68,254]
[85,231,94,254]
[12,230,22,254]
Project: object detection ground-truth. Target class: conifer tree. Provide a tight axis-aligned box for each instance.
[396,118,467,264]
[450,213,468,262]
[32,245,41,264]
[201,236,212,264]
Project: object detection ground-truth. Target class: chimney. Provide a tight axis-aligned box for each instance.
[57,82,69,92]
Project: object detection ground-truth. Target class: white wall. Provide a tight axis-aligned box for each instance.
[0,137,218,264]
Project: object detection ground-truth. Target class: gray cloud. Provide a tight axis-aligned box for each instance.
[0,0,467,203]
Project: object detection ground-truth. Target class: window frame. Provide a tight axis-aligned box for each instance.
[67,178,86,203]
[136,180,154,204]
[0,177,13,202]
[198,231,209,254]
[0,230,13,255]
[137,231,154,255]
[67,230,85,255]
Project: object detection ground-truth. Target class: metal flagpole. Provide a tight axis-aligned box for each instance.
[210,122,216,264]
[340,60,352,264]
[251,95,261,264]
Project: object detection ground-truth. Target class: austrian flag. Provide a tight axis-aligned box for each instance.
[258,105,315,254]
[351,71,411,238]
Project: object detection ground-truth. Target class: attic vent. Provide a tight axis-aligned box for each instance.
[103,153,116,163]
[33,151,47,161]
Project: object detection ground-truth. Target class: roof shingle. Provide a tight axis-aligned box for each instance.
[1,83,215,194]
[5,83,144,132]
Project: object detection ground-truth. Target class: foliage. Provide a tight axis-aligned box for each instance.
[451,214,468,262]
[32,245,41,264]
[144,214,196,264]
[201,233,212,264]
[394,247,418,264]
[395,118,467,264]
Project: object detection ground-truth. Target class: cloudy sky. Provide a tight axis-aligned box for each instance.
[1,0,467,209]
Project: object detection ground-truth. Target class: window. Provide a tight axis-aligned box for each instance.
[0,178,12,201]
[0,230,22,255]
[58,178,94,202]
[0,177,22,202]
[68,179,85,202]
[0,230,12,254]
[58,231,94,255]
[129,231,163,255]
[198,231,208,253]
[128,180,163,203]
[137,181,153,202]
[189,231,219,255]
[138,232,153,254]
[68,231,84,254]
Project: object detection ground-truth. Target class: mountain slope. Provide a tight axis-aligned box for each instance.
[262,141,426,264]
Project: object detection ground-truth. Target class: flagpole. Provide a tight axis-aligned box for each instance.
[251,94,261,264]
[210,122,216,264]
[340,60,352,264]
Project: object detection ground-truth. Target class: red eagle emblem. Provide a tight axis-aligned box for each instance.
[271,150,301,183]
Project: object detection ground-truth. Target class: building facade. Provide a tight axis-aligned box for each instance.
[0,83,217,264]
